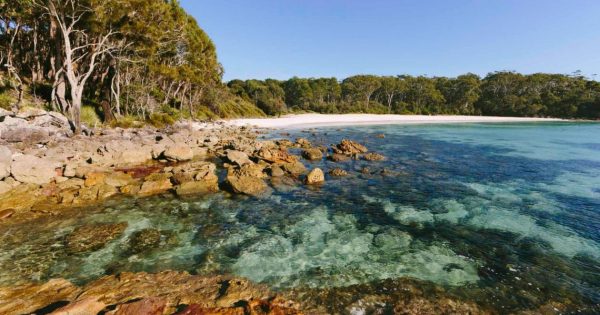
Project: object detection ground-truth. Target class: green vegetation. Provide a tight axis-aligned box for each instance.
[229,73,600,119]
[0,0,263,132]
[1,0,598,127]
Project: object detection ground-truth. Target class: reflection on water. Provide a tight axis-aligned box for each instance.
[1,122,599,313]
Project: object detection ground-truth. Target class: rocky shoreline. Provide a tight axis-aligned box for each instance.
[0,108,390,225]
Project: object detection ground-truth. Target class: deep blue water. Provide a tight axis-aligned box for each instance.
[1,122,599,313]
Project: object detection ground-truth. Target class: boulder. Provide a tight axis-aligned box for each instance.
[175,180,219,196]
[333,139,368,155]
[329,168,349,177]
[65,222,128,254]
[327,153,350,162]
[227,171,268,196]
[84,172,107,187]
[0,181,11,194]
[1,126,50,144]
[128,228,162,254]
[105,172,135,187]
[15,107,47,119]
[256,148,298,164]
[138,173,173,196]
[0,146,11,179]
[269,165,285,177]
[301,148,323,161]
[305,168,325,185]
[164,144,194,162]
[295,138,311,148]
[11,154,61,185]
[280,161,306,176]
[116,147,153,165]
[226,150,254,166]
[0,279,80,315]
[363,152,386,161]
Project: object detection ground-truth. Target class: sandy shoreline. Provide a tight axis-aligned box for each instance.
[224,114,565,129]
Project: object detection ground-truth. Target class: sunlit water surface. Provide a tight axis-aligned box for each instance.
[1,122,599,313]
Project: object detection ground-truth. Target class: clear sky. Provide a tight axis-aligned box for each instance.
[180,0,600,81]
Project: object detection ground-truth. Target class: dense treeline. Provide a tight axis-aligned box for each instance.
[0,0,263,132]
[2,0,598,130]
[228,72,600,119]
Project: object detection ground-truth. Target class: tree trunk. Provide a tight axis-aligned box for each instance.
[100,58,116,122]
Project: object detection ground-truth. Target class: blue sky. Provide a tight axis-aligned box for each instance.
[180,0,600,81]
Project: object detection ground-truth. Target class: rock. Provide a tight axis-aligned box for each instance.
[225,150,254,166]
[0,146,11,180]
[84,172,106,187]
[363,152,386,161]
[176,180,219,196]
[104,172,134,187]
[65,222,128,254]
[361,167,371,174]
[128,228,162,254]
[0,180,11,194]
[0,183,40,211]
[1,126,50,144]
[280,161,306,176]
[305,168,325,185]
[111,297,166,315]
[50,297,106,315]
[327,153,350,162]
[301,148,323,161]
[296,138,311,147]
[227,173,268,196]
[116,147,153,165]
[375,133,385,138]
[0,279,80,315]
[256,148,298,164]
[0,107,13,118]
[16,107,47,119]
[72,185,99,204]
[164,144,194,162]
[0,208,14,219]
[11,154,61,185]
[139,173,173,196]
[120,183,141,195]
[329,168,348,176]
[333,139,368,155]
[98,184,118,199]
[269,165,285,177]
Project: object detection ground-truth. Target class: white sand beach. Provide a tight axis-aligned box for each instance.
[225,114,565,129]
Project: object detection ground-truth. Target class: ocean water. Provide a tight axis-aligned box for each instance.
[1,122,599,313]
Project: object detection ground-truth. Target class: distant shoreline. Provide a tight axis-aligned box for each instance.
[224,113,567,129]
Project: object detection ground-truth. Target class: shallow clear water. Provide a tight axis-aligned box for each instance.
[1,122,599,313]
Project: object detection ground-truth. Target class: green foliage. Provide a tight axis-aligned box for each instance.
[109,115,144,129]
[228,73,600,119]
[81,106,102,127]
[0,92,14,110]
[148,112,176,128]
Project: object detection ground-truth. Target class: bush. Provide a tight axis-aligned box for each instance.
[110,115,144,128]
[0,92,14,110]
[148,112,176,128]
[81,106,101,127]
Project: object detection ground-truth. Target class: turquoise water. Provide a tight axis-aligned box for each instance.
[1,122,599,313]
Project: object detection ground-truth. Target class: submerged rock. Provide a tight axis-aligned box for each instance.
[328,168,348,177]
[305,168,325,185]
[139,173,173,196]
[327,153,350,162]
[301,148,323,161]
[128,228,162,254]
[363,152,386,161]
[65,222,128,254]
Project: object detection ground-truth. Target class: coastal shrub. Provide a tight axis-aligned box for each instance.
[148,112,176,128]
[110,115,144,129]
[81,106,101,127]
[0,92,13,109]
